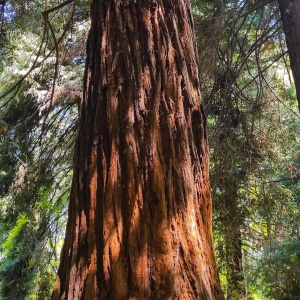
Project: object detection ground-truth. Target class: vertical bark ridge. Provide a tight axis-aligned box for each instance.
[52,0,224,299]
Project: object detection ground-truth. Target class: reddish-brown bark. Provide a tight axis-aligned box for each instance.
[52,0,223,299]
[278,0,300,111]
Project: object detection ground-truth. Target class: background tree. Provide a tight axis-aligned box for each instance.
[277,0,300,111]
[194,0,300,299]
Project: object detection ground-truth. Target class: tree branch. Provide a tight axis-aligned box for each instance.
[240,0,275,19]
[42,0,75,16]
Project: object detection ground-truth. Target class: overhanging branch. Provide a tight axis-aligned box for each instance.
[240,0,275,19]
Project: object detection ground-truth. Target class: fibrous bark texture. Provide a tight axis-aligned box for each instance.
[52,0,223,299]
[278,0,300,111]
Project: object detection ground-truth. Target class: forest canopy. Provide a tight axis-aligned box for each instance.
[0,0,300,299]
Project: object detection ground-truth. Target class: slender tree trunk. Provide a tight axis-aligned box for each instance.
[214,158,245,300]
[225,229,244,300]
[52,0,223,299]
[223,183,245,300]
[278,0,300,111]
[210,76,245,299]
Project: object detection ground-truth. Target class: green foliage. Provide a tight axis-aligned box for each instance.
[3,213,29,253]
[263,240,300,299]
[0,0,89,299]
[195,0,300,298]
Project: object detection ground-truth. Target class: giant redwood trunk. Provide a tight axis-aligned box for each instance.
[52,0,223,299]
[278,0,300,111]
